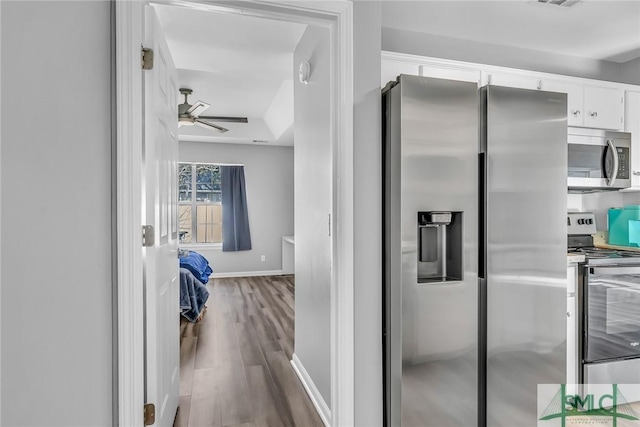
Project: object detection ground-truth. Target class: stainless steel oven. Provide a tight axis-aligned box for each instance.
[568,212,640,389]
[581,261,640,386]
[584,264,640,362]
[568,127,631,191]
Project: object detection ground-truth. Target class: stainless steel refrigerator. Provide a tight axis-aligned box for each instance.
[383,75,567,427]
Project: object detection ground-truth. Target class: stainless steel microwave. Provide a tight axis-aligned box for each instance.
[568,127,632,191]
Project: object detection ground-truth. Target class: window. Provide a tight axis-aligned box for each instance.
[178,163,222,244]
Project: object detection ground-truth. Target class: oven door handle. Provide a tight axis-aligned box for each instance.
[606,138,619,186]
[589,266,640,275]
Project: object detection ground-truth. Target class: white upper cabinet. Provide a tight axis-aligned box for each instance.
[542,79,624,130]
[625,91,640,187]
[420,64,481,85]
[541,80,584,127]
[381,52,635,136]
[584,86,625,130]
[485,72,541,91]
[381,59,420,88]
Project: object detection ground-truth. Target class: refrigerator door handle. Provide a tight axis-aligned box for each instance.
[479,153,487,279]
[606,138,619,187]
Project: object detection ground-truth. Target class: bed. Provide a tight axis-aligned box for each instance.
[179,250,212,322]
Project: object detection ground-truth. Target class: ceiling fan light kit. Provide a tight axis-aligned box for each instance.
[178,116,195,127]
[177,87,248,133]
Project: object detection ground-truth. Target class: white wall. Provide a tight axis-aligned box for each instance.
[353,2,383,426]
[621,57,640,85]
[1,1,113,426]
[178,141,293,274]
[382,27,625,83]
[293,24,332,407]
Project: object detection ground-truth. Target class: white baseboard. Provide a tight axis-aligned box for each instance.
[290,353,331,427]
[210,270,284,278]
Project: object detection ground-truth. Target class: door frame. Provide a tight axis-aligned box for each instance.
[114,1,354,426]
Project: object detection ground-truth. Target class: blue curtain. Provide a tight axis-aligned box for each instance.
[221,166,252,251]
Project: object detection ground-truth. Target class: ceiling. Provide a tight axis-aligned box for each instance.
[381,0,640,63]
[154,3,306,146]
[155,1,640,147]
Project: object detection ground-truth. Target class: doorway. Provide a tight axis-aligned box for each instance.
[114,1,354,426]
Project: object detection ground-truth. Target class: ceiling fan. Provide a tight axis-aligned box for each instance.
[177,88,248,133]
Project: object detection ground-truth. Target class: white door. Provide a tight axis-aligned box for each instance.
[143,5,180,426]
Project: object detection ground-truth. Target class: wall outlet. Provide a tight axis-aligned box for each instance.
[260,255,266,262]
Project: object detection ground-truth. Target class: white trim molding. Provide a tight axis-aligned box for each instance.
[330,3,355,426]
[291,353,332,427]
[116,2,354,426]
[0,1,3,422]
[115,1,145,426]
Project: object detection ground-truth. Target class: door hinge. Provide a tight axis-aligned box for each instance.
[143,403,156,426]
[142,46,154,70]
[328,213,331,237]
[142,225,155,247]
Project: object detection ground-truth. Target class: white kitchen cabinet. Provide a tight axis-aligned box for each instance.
[381,59,420,88]
[542,79,624,130]
[567,295,576,387]
[567,263,577,294]
[567,264,578,388]
[419,64,480,85]
[541,80,584,127]
[485,72,541,90]
[625,91,640,187]
[584,86,624,130]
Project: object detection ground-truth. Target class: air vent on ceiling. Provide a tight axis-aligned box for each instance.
[252,139,269,144]
[536,0,582,7]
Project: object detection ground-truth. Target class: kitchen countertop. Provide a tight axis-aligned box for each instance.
[593,230,640,252]
[567,253,585,264]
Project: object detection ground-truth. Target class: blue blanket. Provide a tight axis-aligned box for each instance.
[179,268,209,322]
[179,250,213,284]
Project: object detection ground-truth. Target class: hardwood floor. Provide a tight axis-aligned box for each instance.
[175,275,324,427]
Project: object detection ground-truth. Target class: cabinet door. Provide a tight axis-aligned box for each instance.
[584,86,624,130]
[567,265,577,389]
[542,79,584,127]
[486,72,541,90]
[567,295,577,388]
[625,91,640,186]
[381,59,420,88]
[419,64,480,85]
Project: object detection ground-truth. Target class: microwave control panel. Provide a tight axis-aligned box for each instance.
[617,147,630,179]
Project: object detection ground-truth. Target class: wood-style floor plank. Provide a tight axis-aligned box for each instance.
[176,275,323,427]
[180,336,198,397]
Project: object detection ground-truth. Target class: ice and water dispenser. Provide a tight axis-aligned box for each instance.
[417,211,463,283]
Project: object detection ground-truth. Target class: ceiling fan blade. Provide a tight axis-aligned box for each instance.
[186,101,210,117]
[195,119,228,133]
[197,116,248,123]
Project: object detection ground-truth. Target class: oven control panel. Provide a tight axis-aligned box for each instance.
[568,212,597,235]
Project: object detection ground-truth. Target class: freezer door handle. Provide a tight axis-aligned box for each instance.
[590,266,640,275]
[478,153,486,279]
